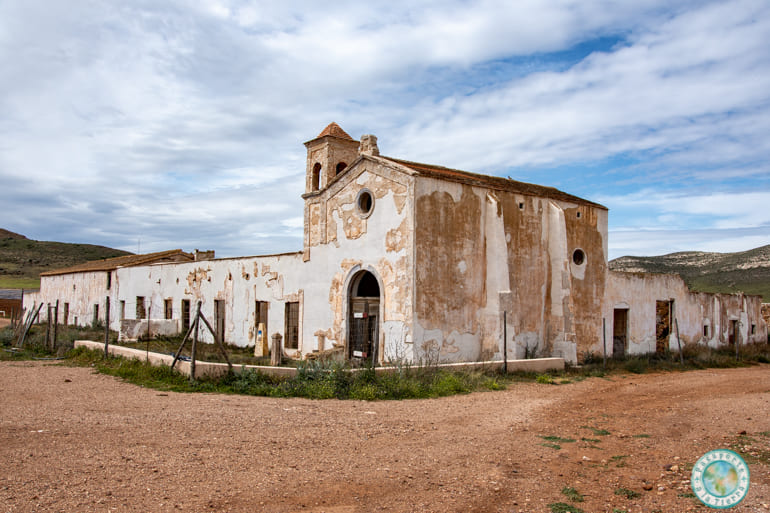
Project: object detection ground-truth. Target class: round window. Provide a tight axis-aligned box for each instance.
[572,249,586,266]
[356,189,374,217]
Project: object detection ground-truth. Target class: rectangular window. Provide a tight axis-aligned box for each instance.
[63,303,69,325]
[751,324,756,335]
[181,299,191,332]
[136,296,145,319]
[164,299,173,320]
[215,299,226,344]
[93,304,99,326]
[703,325,709,337]
[106,271,112,290]
[120,300,126,321]
[284,301,299,349]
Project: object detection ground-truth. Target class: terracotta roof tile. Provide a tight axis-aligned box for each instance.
[316,122,354,140]
[40,249,194,276]
[383,157,606,209]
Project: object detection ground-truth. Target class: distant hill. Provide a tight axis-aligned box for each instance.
[610,245,770,302]
[0,229,132,289]
[0,228,27,240]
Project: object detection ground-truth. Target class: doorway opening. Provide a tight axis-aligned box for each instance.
[613,308,628,358]
[348,270,381,363]
[655,300,672,355]
[728,319,738,346]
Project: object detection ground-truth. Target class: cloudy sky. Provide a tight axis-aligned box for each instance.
[2,0,769,260]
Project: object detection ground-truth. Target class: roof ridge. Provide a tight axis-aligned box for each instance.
[40,249,194,276]
[382,156,605,210]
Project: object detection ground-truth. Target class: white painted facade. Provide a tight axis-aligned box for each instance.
[24,124,767,364]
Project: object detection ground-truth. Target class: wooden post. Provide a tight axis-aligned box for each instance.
[197,310,232,371]
[190,302,201,381]
[271,333,282,366]
[53,300,59,352]
[18,303,43,348]
[602,318,607,370]
[45,304,51,350]
[170,314,199,371]
[104,296,110,358]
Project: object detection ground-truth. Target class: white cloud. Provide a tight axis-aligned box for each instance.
[1,0,769,260]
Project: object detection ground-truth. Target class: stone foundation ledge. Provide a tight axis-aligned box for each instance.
[74,340,564,379]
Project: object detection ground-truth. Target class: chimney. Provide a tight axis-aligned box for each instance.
[359,134,379,156]
[194,249,215,261]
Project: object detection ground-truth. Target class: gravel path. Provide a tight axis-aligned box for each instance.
[1,361,768,512]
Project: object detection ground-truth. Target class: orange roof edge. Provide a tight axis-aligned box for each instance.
[40,249,194,277]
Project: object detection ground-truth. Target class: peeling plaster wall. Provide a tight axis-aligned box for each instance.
[413,176,608,364]
[116,253,304,353]
[24,271,116,327]
[604,271,767,355]
[112,159,414,362]
[302,160,414,362]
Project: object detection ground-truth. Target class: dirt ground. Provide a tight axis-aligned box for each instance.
[1,362,768,513]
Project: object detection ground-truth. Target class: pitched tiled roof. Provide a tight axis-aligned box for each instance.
[383,157,606,210]
[40,249,194,277]
[0,289,23,300]
[316,122,354,140]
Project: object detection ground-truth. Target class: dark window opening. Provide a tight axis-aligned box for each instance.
[335,162,347,175]
[119,301,125,321]
[751,324,756,335]
[93,304,99,327]
[285,302,299,349]
[357,190,374,216]
[256,300,269,342]
[106,272,112,290]
[572,249,585,265]
[215,300,225,344]
[136,297,146,320]
[518,202,524,210]
[164,299,173,320]
[181,299,191,332]
[703,324,709,337]
[612,308,628,358]
[311,163,321,191]
[356,272,380,297]
[577,211,582,218]
[655,300,672,354]
[63,303,69,325]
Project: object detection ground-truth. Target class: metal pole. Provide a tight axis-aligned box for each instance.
[602,317,607,370]
[53,300,59,351]
[104,296,110,358]
[45,304,51,350]
[503,311,508,373]
[190,302,201,381]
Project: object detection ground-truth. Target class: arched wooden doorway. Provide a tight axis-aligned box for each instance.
[348,270,381,363]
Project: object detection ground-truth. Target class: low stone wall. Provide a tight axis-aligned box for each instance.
[74,340,564,379]
[119,319,180,342]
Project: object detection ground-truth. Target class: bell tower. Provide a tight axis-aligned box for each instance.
[304,122,360,194]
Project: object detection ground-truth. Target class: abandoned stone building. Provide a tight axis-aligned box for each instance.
[24,123,768,364]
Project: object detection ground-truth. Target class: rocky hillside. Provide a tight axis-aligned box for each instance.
[610,245,770,301]
[0,229,131,289]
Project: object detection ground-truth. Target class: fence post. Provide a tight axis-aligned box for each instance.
[104,296,110,358]
[53,300,59,351]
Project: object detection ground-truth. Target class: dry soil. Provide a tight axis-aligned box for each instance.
[1,362,769,512]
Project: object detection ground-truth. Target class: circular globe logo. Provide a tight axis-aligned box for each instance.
[692,449,749,508]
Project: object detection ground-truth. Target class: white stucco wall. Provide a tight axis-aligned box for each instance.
[604,271,767,355]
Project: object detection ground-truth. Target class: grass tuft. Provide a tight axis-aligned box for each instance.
[561,486,584,502]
